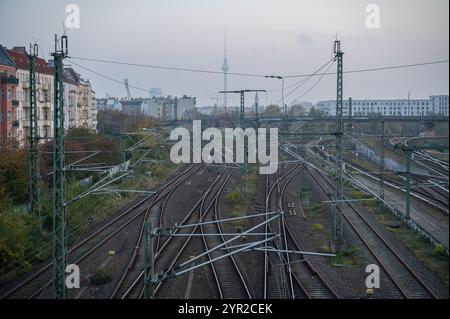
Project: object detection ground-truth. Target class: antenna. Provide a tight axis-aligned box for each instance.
[221,31,229,110]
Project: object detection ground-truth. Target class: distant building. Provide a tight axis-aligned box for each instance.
[0,46,19,146]
[6,46,54,144]
[176,95,196,119]
[143,95,196,120]
[290,104,307,116]
[0,44,98,146]
[97,97,122,111]
[316,95,449,117]
[122,98,144,118]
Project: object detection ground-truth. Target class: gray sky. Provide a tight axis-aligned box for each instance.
[0,0,448,107]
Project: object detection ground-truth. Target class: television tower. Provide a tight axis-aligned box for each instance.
[221,32,229,110]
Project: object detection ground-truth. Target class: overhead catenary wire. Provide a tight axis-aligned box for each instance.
[289,59,336,106]
[68,56,449,79]
[67,56,449,105]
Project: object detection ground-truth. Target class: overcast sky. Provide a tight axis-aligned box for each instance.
[0,0,448,107]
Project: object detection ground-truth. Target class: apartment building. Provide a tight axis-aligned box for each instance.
[6,47,54,143]
[0,46,19,146]
[316,95,449,117]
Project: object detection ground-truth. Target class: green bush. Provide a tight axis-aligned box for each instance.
[90,268,112,285]
[312,223,324,232]
[225,191,242,205]
[351,190,366,200]
[433,243,446,256]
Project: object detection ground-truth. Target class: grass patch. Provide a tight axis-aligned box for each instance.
[307,202,323,218]
[89,267,112,285]
[330,245,364,266]
[374,209,449,286]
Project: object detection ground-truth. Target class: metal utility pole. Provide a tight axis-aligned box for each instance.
[173,97,178,123]
[264,75,286,133]
[379,119,385,204]
[394,143,448,219]
[120,133,126,163]
[51,34,68,299]
[28,43,41,219]
[332,40,344,248]
[220,90,266,129]
[255,92,260,128]
[144,221,155,299]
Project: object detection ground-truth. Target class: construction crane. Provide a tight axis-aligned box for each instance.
[123,78,132,100]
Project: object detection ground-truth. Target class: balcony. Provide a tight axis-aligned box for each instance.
[22,81,30,89]
[40,119,52,126]
[39,83,52,91]
[1,76,19,85]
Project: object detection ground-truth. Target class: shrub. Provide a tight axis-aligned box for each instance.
[433,243,446,256]
[312,223,324,232]
[225,191,242,205]
[90,268,112,285]
[351,190,366,200]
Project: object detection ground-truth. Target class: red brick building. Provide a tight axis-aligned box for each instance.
[0,46,19,147]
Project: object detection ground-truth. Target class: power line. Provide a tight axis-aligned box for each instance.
[289,60,336,106]
[68,57,449,104]
[277,58,335,104]
[68,55,448,79]
[68,56,268,78]
[67,59,151,94]
[68,59,216,99]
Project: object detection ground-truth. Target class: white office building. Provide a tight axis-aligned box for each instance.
[316,95,449,117]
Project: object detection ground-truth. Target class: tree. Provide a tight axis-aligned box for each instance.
[262,105,281,117]
[0,149,29,204]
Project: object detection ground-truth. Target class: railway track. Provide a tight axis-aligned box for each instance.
[199,167,253,299]
[306,166,438,299]
[313,138,449,214]
[263,164,338,299]
[115,165,243,298]
[0,164,202,299]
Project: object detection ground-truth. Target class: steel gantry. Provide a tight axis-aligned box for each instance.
[332,40,344,248]
[51,34,68,299]
[28,44,41,219]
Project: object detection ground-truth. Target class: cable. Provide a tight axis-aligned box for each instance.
[289,60,336,106]
[68,56,268,78]
[271,58,335,106]
[67,59,151,94]
[68,55,449,79]
[68,59,224,100]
